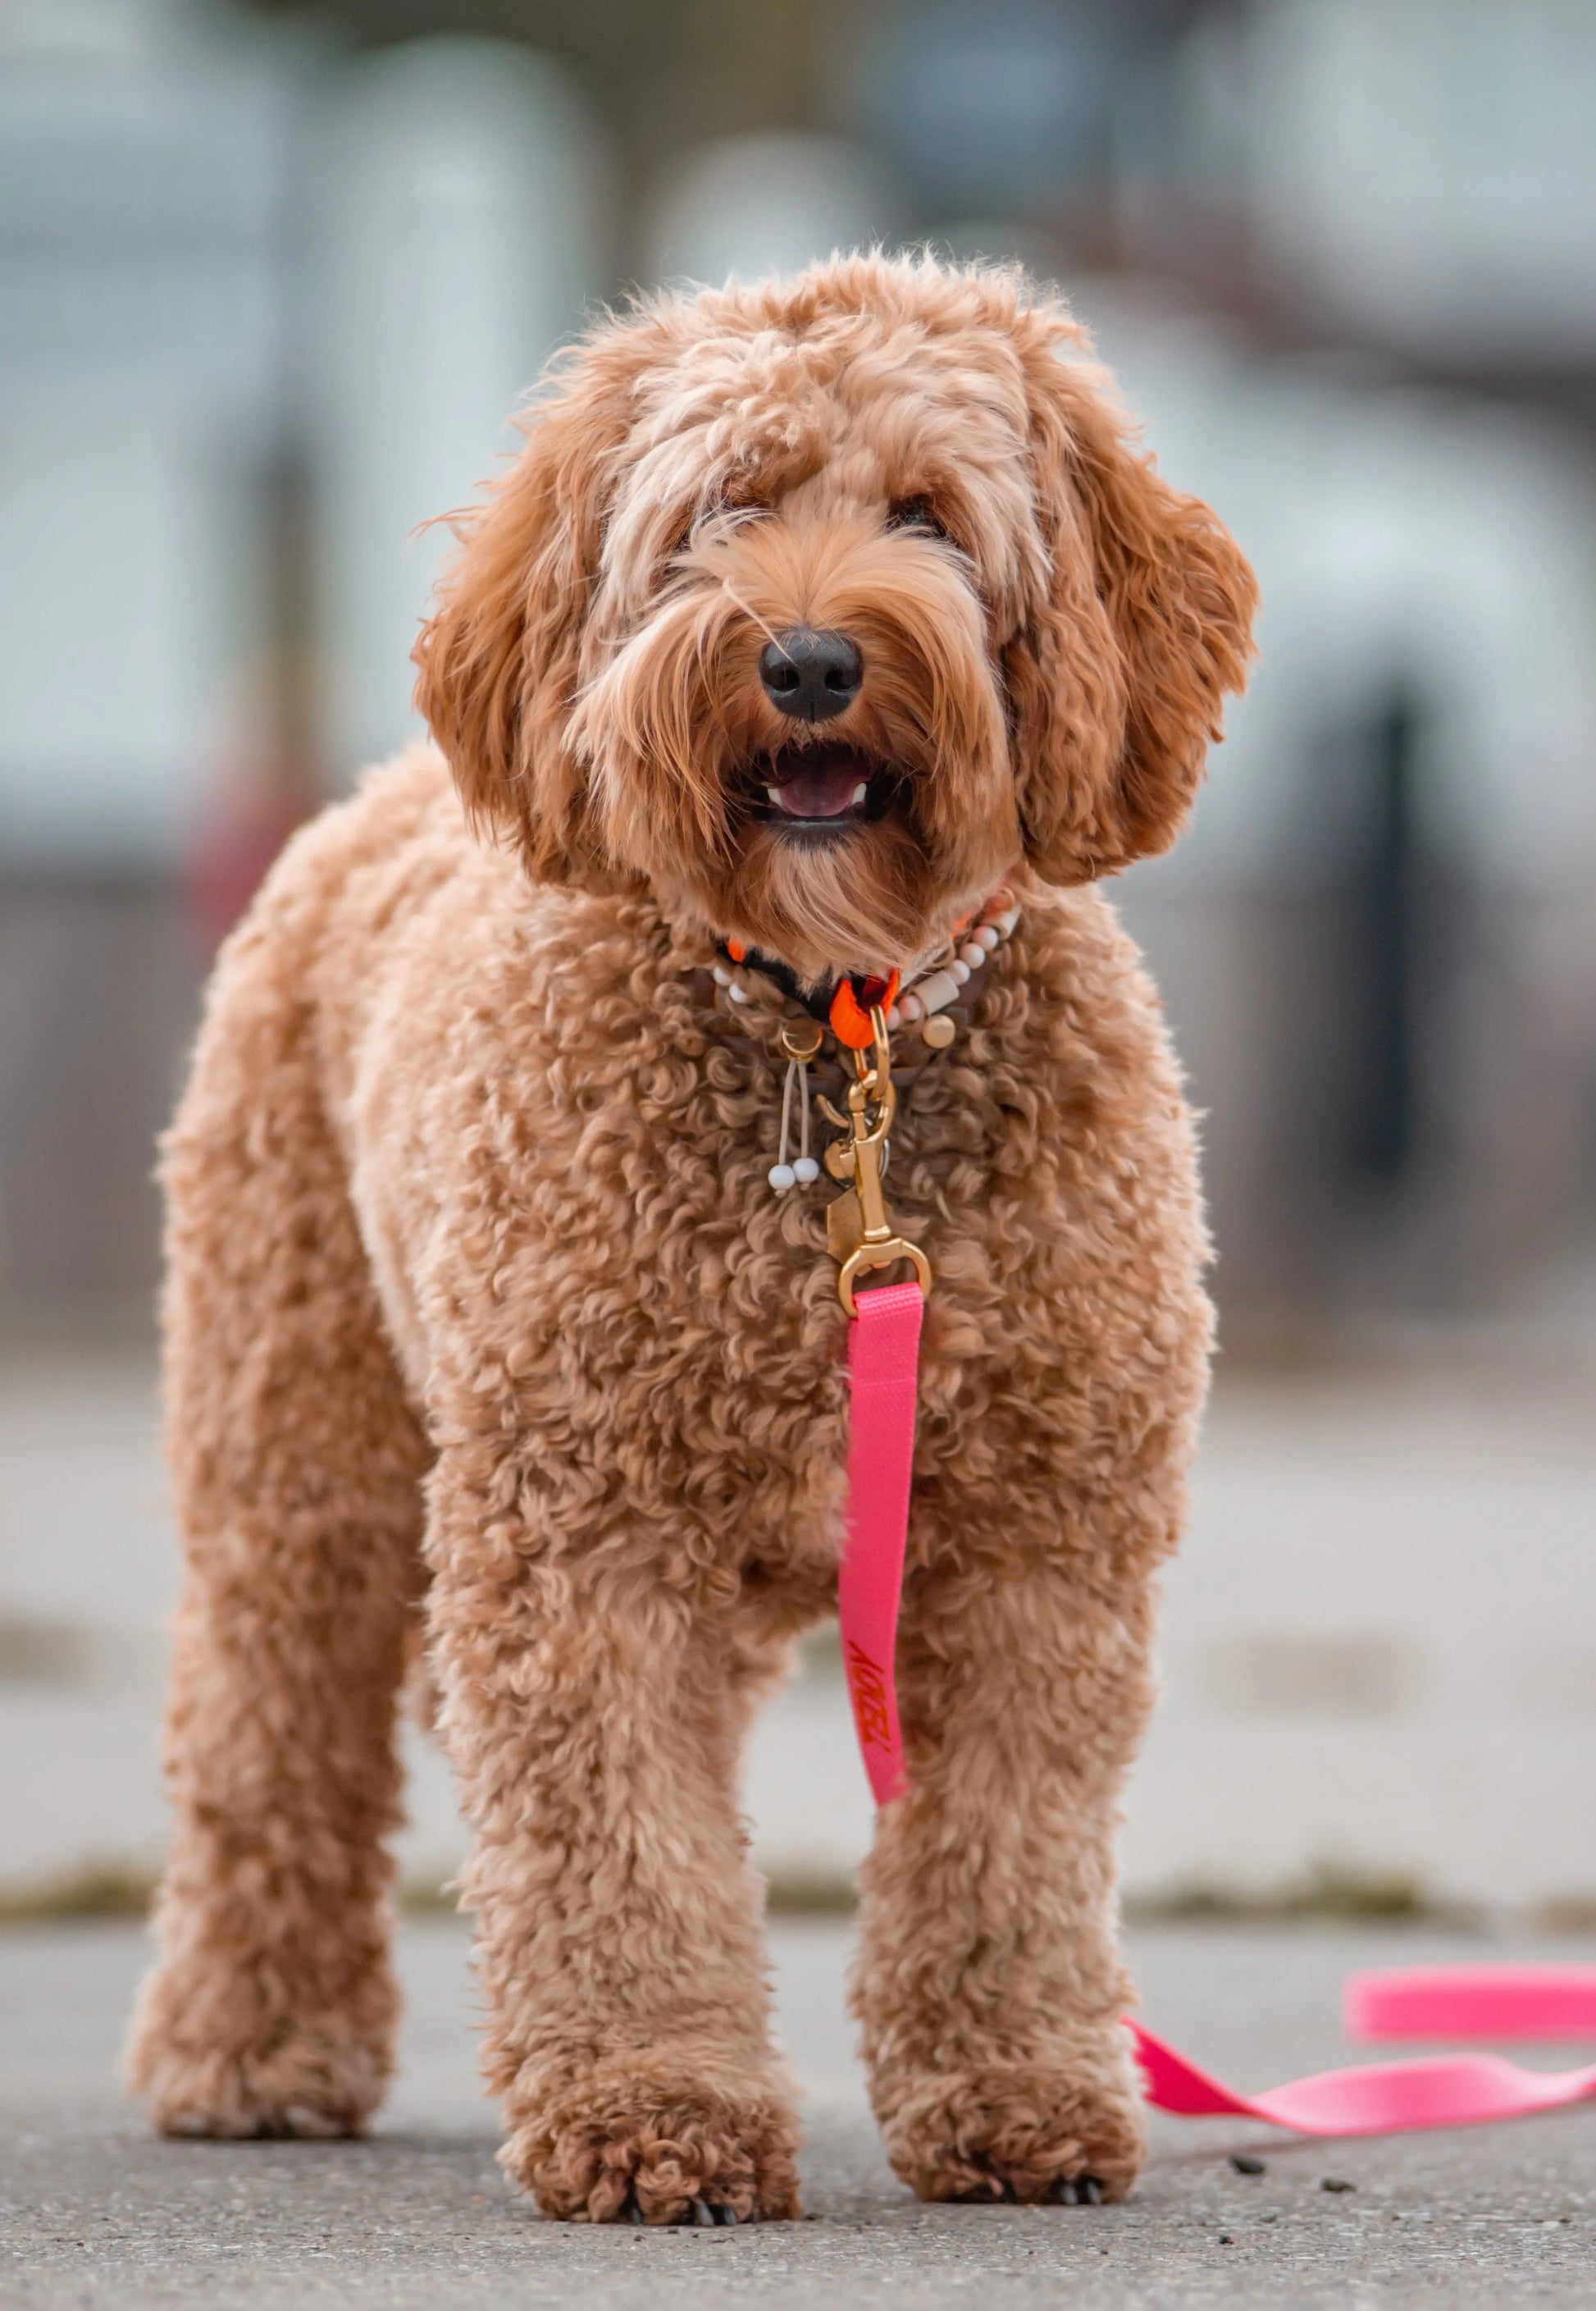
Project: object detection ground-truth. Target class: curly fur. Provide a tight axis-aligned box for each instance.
[125,254,1255,2222]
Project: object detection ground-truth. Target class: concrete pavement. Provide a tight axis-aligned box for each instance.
[4,1916,1595,2308]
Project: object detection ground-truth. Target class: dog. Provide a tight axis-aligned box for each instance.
[125,253,1255,2223]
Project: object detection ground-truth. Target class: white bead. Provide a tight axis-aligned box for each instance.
[949,958,970,986]
[897,991,923,1022]
[974,924,1001,952]
[768,1162,796,1192]
[727,981,750,1003]
[792,1156,819,1185]
[959,943,985,969]
[885,1004,901,1030]
[712,963,732,986]
[992,905,1021,937]
[917,970,959,1014]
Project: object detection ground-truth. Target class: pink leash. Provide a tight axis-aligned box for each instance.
[1129,1967,1596,2136]
[838,1279,923,1807]
[837,1285,1596,2136]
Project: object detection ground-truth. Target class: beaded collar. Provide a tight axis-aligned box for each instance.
[691,884,1022,1199]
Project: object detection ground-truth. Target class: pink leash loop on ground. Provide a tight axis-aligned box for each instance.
[1128,1965,1596,2138]
[838,1279,923,1807]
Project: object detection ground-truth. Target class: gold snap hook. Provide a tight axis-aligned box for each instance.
[826,1004,931,1313]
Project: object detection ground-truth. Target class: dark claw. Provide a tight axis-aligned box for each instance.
[714,2203,741,2227]
[1079,2176,1104,2205]
[692,2198,716,2227]
[626,2193,645,2227]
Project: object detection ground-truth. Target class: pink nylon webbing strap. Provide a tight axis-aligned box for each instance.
[1129,1965,1596,2137]
[838,1279,924,1807]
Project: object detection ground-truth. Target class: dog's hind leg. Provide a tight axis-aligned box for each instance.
[125,939,428,2139]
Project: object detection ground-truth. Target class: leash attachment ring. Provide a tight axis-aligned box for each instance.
[837,1235,933,1320]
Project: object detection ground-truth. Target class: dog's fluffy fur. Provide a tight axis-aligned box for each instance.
[125,255,1255,2222]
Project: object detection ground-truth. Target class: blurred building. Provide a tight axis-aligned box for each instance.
[308,34,608,770]
[1,0,1594,1331]
[0,1,308,1306]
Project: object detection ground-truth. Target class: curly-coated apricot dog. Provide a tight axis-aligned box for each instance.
[126,254,1254,2223]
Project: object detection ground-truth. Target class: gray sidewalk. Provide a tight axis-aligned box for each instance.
[4,1916,1594,2309]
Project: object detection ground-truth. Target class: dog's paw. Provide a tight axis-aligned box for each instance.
[873,2056,1144,2206]
[130,2035,386,2140]
[125,1970,393,2141]
[501,2058,801,2223]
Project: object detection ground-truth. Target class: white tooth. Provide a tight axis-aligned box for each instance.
[766,788,783,805]
[850,782,868,805]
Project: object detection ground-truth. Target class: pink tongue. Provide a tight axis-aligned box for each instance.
[772,759,865,818]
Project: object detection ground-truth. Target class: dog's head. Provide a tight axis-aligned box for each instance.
[414,255,1256,982]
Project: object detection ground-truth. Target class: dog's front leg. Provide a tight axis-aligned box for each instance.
[426,1449,800,2225]
[850,1543,1157,2207]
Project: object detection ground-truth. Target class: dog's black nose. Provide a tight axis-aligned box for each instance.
[759,628,863,723]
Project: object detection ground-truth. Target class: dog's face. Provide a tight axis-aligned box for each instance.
[415,257,1256,982]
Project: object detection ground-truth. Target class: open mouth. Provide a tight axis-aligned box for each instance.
[748,744,892,834]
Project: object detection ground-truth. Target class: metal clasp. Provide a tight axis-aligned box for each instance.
[818,1007,933,1316]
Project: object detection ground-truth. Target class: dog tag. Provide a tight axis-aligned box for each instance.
[827,1189,864,1262]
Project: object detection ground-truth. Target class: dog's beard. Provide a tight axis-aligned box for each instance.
[728,815,942,983]
[646,780,1015,984]
[573,560,1019,981]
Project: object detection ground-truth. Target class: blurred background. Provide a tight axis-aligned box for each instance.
[2,0,1595,1924]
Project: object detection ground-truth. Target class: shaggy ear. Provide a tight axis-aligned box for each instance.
[412,341,638,888]
[1004,336,1257,884]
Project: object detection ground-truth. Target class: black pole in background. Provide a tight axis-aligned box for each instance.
[1348,689,1420,1190]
